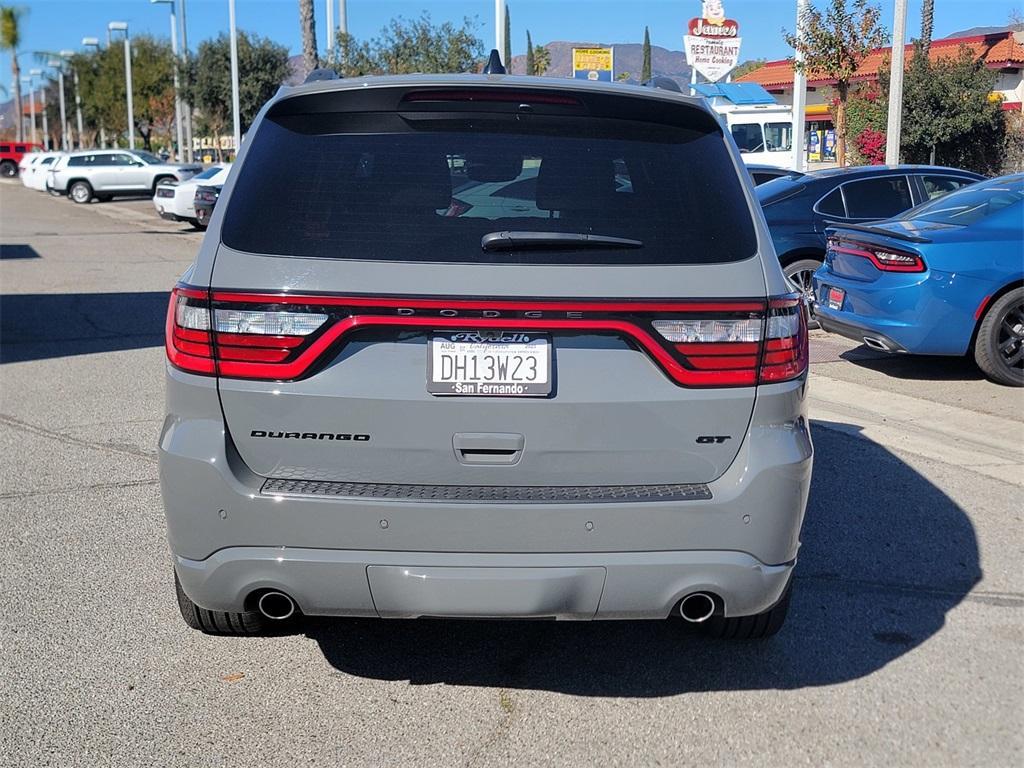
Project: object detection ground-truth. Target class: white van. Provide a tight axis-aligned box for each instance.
[723,105,795,169]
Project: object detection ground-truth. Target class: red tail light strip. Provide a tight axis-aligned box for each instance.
[167,287,808,387]
[830,243,925,273]
[209,291,767,314]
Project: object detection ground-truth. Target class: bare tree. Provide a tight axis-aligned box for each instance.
[298,0,319,76]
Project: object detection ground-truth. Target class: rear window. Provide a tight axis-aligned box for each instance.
[903,179,1024,226]
[222,112,757,265]
[842,176,913,219]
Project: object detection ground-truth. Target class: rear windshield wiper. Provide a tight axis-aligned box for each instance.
[481,231,643,252]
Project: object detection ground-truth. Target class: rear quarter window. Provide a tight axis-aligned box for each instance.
[222,108,757,265]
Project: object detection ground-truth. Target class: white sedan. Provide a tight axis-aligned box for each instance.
[152,165,229,227]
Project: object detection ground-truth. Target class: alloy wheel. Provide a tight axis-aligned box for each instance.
[997,302,1024,371]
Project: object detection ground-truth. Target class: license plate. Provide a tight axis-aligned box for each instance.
[827,286,845,311]
[427,332,551,396]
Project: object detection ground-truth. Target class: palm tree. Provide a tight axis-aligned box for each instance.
[920,0,934,57]
[0,5,24,141]
[298,0,319,76]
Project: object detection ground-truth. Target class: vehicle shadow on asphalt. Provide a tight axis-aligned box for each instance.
[305,424,981,695]
[0,291,168,364]
[840,348,985,381]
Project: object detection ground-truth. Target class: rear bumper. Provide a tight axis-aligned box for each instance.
[175,547,794,620]
[812,267,981,355]
[161,367,812,619]
[814,312,908,353]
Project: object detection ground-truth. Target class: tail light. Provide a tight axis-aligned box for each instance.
[166,287,328,375]
[828,238,925,272]
[166,286,808,386]
[653,295,808,385]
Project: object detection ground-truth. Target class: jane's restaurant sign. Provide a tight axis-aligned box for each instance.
[684,0,742,83]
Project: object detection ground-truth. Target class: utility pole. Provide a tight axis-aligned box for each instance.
[229,0,241,156]
[885,0,908,165]
[495,0,506,64]
[791,0,809,172]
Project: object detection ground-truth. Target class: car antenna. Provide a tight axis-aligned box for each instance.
[483,49,506,75]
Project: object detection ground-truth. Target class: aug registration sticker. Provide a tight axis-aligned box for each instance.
[427,332,552,396]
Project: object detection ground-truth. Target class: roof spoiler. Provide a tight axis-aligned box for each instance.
[304,68,340,84]
[641,76,683,93]
[827,222,932,244]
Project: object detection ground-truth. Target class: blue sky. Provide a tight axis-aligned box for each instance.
[4,0,1021,90]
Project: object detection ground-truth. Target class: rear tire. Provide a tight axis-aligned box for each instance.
[782,258,823,329]
[700,578,793,640]
[174,570,267,635]
[69,180,93,204]
[974,287,1024,387]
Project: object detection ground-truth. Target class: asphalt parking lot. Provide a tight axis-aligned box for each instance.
[1,181,1022,767]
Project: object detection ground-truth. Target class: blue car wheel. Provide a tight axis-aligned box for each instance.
[974,287,1024,387]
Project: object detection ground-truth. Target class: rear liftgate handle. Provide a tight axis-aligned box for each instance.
[452,433,525,466]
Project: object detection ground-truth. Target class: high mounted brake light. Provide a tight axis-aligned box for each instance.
[166,287,808,387]
[401,90,582,106]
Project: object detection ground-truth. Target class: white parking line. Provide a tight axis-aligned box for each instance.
[810,374,1024,487]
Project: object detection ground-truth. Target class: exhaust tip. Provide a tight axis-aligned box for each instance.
[679,592,717,623]
[862,336,890,352]
[257,591,296,621]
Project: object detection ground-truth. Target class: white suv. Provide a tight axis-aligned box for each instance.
[49,149,203,203]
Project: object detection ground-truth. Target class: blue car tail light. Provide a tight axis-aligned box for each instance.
[827,238,926,273]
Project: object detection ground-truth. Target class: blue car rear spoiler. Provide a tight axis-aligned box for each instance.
[826,222,932,244]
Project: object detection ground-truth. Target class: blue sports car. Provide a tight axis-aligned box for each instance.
[813,174,1024,386]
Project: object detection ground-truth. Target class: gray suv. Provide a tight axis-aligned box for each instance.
[49,149,201,203]
[161,72,813,638]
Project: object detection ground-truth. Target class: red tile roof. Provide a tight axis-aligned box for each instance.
[736,32,1024,89]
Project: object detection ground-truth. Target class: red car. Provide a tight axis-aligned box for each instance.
[0,141,43,177]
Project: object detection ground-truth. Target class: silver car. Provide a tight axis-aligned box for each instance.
[49,149,202,203]
[161,72,813,638]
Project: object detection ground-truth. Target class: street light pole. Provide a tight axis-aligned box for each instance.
[228,0,241,156]
[180,0,193,162]
[791,0,809,172]
[109,22,135,150]
[338,0,347,35]
[50,61,68,150]
[30,69,49,149]
[495,0,506,64]
[22,77,37,145]
[152,1,185,161]
[326,0,334,63]
[884,0,908,165]
[81,37,100,148]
